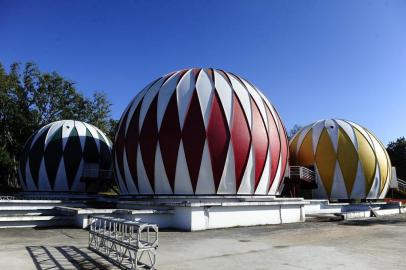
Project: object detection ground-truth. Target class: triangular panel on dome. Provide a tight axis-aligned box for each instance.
[195,68,215,129]
[238,146,255,194]
[350,160,366,199]
[174,142,193,194]
[154,145,173,194]
[38,157,52,191]
[53,157,69,191]
[330,161,348,199]
[195,141,215,194]
[337,126,358,196]
[213,70,233,127]
[315,128,337,197]
[367,164,381,199]
[123,149,139,194]
[217,142,236,194]
[176,69,197,129]
[255,149,271,195]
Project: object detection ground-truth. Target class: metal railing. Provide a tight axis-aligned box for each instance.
[88,216,158,269]
[398,178,406,193]
[289,166,315,183]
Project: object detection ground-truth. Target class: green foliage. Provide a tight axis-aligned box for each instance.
[0,61,116,190]
[288,124,302,140]
[387,137,406,180]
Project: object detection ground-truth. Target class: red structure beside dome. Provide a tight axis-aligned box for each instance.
[114,68,288,195]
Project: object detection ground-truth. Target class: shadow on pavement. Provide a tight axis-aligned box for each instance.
[26,245,115,269]
[339,216,406,227]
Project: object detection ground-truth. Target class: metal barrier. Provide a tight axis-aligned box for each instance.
[289,166,315,183]
[398,178,406,193]
[88,216,158,269]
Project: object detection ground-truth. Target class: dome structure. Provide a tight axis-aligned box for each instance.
[18,120,112,192]
[289,119,391,199]
[114,68,288,195]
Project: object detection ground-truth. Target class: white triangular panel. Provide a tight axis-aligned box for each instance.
[311,121,325,154]
[38,158,52,191]
[96,126,111,147]
[25,159,37,191]
[324,119,339,152]
[154,145,173,194]
[195,141,215,194]
[296,125,312,154]
[330,161,348,199]
[336,119,358,148]
[312,164,329,199]
[237,146,254,194]
[255,150,271,195]
[139,77,165,130]
[52,158,68,191]
[217,143,236,194]
[349,121,374,147]
[213,70,233,127]
[136,145,154,194]
[367,164,381,199]
[74,121,87,151]
[83,123,100,151]
[123,150,139,194]
[268,155,283,195]
[176,70,196,129]
[30,122,53,151]
[70,159,85,192]
[195,69,215,129]
[174,142,193,194]
[61,120,75,151]
[228,73,252,128]
[379,166,391,199]
[350,160,366,199]
[116,97,135,142]
[240,78,268,130]
[157,72,182,129]
[44,121,64,147]
[126,82,153,133]
[114,155,128,194]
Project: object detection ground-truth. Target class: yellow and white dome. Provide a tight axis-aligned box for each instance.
[289,119,391,200]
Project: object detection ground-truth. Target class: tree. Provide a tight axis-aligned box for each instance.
[387,137,406,180]
[288,124,303,140]
[0,61,116,191]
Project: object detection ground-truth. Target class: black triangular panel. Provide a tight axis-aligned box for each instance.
[83,128,99,163]
[44,126,63,189]
[96,130,112,170]
[29,126,50,189]
[63,126,82,189]
[19,131,37,187]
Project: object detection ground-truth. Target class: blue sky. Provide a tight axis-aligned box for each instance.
[1,0,405,144]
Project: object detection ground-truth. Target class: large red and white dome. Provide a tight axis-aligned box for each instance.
[114,68,288,195]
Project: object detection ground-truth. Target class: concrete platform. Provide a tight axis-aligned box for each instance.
[0,196,308,230]
[1,214,406,269]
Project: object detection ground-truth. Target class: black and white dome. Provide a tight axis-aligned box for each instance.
[18,120,112,192]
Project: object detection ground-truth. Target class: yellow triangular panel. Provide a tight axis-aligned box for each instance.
[337,127,358,196]
[289,132,300,165]
[297,129,314,166]
[354,128,377,194]
[368,132,389,193]
[315,128,337,197]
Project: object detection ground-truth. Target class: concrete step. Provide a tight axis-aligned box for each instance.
[0,212,57,217]
[0,215,75,228]
[0,200,88,207]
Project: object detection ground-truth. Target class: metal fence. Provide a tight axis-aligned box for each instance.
[88,216,158,270]
[398,178,406,193]
[289,166,315,183]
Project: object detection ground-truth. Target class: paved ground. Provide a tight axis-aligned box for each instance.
[0,214,406,269]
